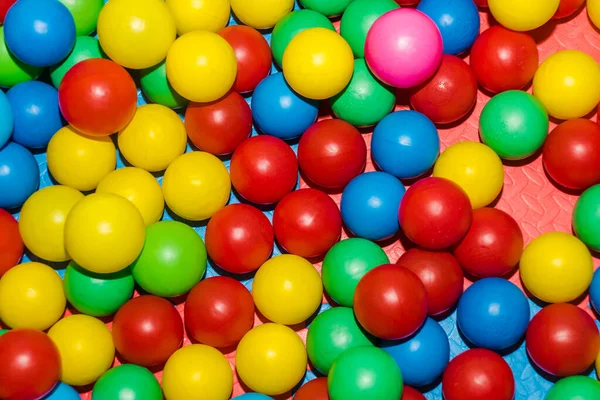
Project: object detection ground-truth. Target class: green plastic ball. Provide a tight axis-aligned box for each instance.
[0,329,8,336]
[63,261,134,317]
[300,0,355,17]
[546,376,600,400]
[331,58,395,127]
[573,184,600,251]
[50,36,104,88]
[0,27,43,88]
[271,10,335,67]
[322,238,389,307]
[479,90,549,160]
[340,0,399,58]
[59,0,104,36]
[140,60,189,109]
[131,220,207,297]
[328,346,403,400]
[92,364,162,400]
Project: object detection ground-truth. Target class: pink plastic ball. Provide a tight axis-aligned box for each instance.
[365,9,443,89]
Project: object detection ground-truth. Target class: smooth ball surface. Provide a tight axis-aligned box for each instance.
[0,142,39,209]
[166,0,230,34]
[488,0,559,31]
[140,61,189,110]
[591,268,600,314]
[294,378,329,400]
[547,377,600,400]
[0,90,12,148]
[49,36,105,89]
[402,387,427,400]
[43,382,80,400]
[231,0,294,29]
[300,0,353,16]
[59,0,104,36]
[574,185,600,251]
[0,27,43,88]
[0,209,23,276]
[590,0,600,29]
[92,365,162,400]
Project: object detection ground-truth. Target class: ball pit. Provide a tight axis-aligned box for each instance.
[0,209,22,276]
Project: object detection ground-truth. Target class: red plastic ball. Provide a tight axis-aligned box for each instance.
[112,295,184,367]
[230,135,298,205]
[410,55,478,125]
[184,276,255,348]
[398,177,472,250]
[0,0,16,23]
[453,208,523,278]
[293,377,329,400]
[0,209,23,276]
[0,329,61,400]
[185,91,252,156]
[218,25,272,94]
[526,303,600,377]
[395,0,419,4]
[205,203,274,274]
[402,386,426,400]
[554,0,585,19]
[273,188,342,258]
[354,264,428,340]
[58,58,137,136]
[469,26,538,94]
[543,119,600,190]
[396,248,464,316]
[298,119,367,189]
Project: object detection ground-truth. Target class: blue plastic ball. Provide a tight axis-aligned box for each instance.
[42,382,80,400]
[371,110,440,179]
[457,278,530,351]
[417,0,480,55]
[0,90,13,148]
[590,268,600,314]
[7,81,63,149]
[233,394,273,400]
[381,318,449,387]
[4,0,76,67]
[251,72,319,140]
[341,171,405,241]
[0,142,39,209]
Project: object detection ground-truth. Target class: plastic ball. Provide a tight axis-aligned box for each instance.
[166,30,236,102]
[235,395,273,400]
[4,0,75,67]
[163,344,233,400]
[186,92,251,155]
[131,221,207,297]
[534,50,600,120]
[298,119,367,189]
[230,0,294,29]
[59,0,103,36]
[574,185,600,251]
[58,58,137,136]
[399,177,472,250]
[0,90,12,148]
[236,323,307,396]
[252,254,323,325]
[402,387,426,400]
[591,268,600,314]
[300,0,353,16]
[219,25,272,93]
[0,142,39,209]
[543,119,600,190]
[0,262,65,330]
[230,135,298,205]
[590,0,600,29]
[354,264,428,340]
[19,185,84,262]
[546,377,600,400]
[365,8,443,88]
[92,365,162,400]
[251,72,319,140]
[47,125,116,191]
[331,58,396,127]
[43,382,80,400]
[185,276,255,348]
[48,315,114,386]
[488,0,559,31]
[165,0,230,34]
[0,329,61,400]
[470,26,538,94]
[328,346,403,400]
[140,61,189,109]
[442,349,515,400]
[409,55,478,125]
[162,152,231,221]
[0,27,43,88]
[341,172,406,241]
[554,0,585,18]
[112,295,183,367]
[0,209,22,276]
[49,36,105,89]
[396,249,464,316]
[433,141,504,209]
[382,318,449,387]
[0,0,16,23]
[473,0,488,6]
[526,303,600,376]
[294,378,329,400]
[63,261,134,317]
[283,28,354,100]
[520,232,593,303]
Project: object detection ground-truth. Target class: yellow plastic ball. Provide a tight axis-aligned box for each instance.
[97,0,176,69]
[252,254,323,325]
[589,0,600,30]
[97,167,164,225]
[48,315,115,386]
[162,344,233,400]
[165,0,231,34]
[433,141,504,209]
[520,232,593,303]
[230,0,293,29]
[47,126,116,192]
[533,50,600,120]
[596,349,600,378]
[64,193,146,274]
[166,31,237,103]
[488,0,559,31]
[283,28,354,100]
[19,186,84,262]
[117,104,187,172]
[236,323,307,395]
[162,152,231,221]
[0,262,66,330]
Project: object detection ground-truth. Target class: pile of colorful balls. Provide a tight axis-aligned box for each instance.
[1,0,600,399]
